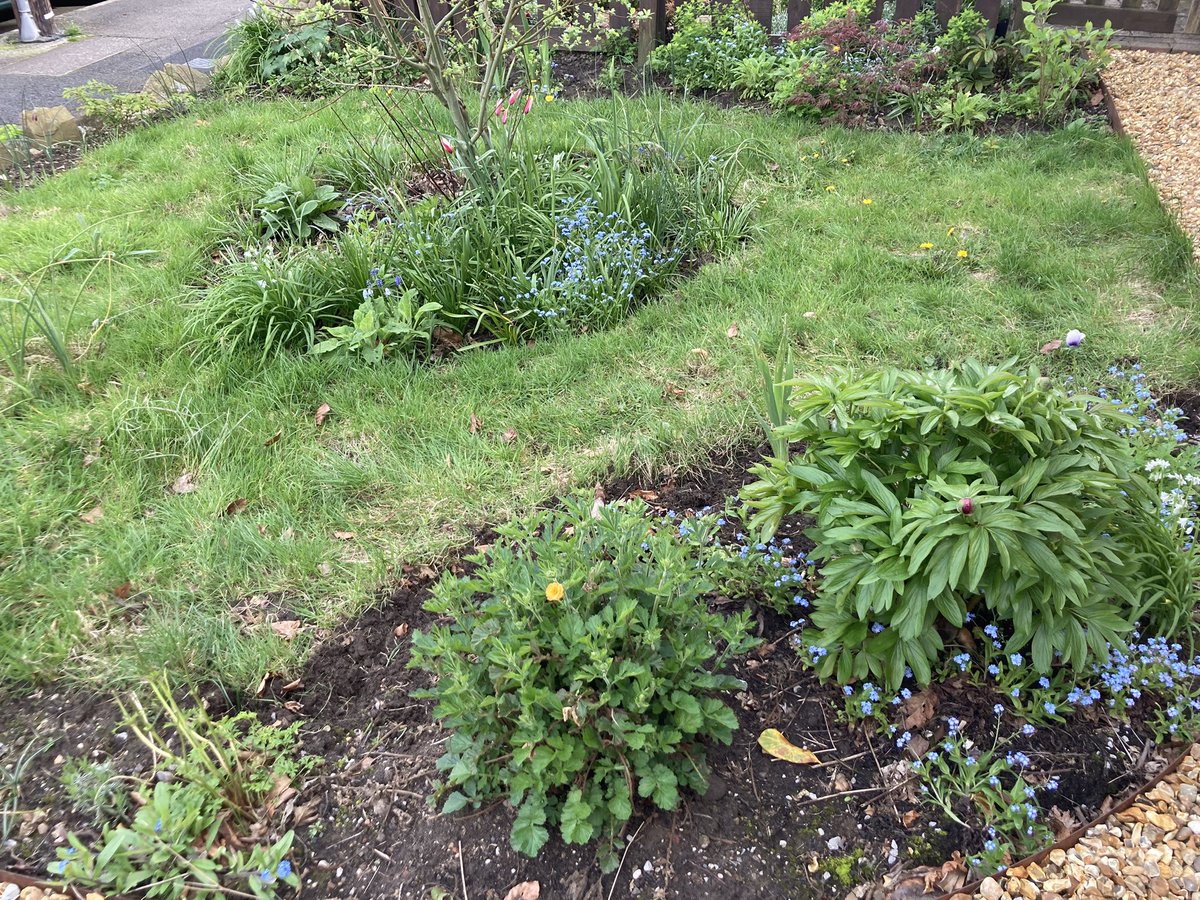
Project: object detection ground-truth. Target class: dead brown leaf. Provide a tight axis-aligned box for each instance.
[222,498,248,518]
[629,489,659,501]
[393,623,409,638]
[315,403,332,426]
[333,530,355,541]
[726,322,739,338]
[469,413,482,434]
[1048,805,1080,840]
[263,430,282,448]
[83,453,98,467]
[172,472,198,495]
[501,427,518,444]
[1040,339,1062,354]
[901,809,921,828]
[80,505,104,524]
[280,678,303,693]
[900,688,937,730]
[113,582,133,600]
[662,382,686,399]
[503,881,540,900]
[270,620,302,641]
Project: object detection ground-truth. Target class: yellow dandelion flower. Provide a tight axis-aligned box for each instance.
[957,249,969,258]
[919,242,934,250]
[546,581,564,602]
[545,94,555,102]
[862,198,873,206]
[946,226,955,236]
[825,185,836,192]
[819,139,827,145]
[811,153,819,159]
[840,158,849,165]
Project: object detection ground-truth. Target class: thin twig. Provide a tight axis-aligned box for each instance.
[458,839,469,900]
[606,820,645,900]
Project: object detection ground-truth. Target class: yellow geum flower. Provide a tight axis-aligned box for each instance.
[546,581,565,602]
[957,249,969,258]
[545,94,555,102]
[862,198,873,206]
[920,242,934,250]
[825,185,837,192]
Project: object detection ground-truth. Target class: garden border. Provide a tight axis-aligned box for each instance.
[939,744,1190,899]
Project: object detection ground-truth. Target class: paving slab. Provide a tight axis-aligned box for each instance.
[0,0,251,123]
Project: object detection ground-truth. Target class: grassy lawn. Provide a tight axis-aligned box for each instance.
[2,93,1197,697]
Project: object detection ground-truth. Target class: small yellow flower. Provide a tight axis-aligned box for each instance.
[811,153,819,159]
[819,139,827,145]
[862,198,873,206]
[946,226,955,236]
[840,158,850,165]
[957,249,969,258]
[825,185,836,192]
[832,44,841,53]
[546,581,564,602]
[919,242,934,250]
[545,94,555,102]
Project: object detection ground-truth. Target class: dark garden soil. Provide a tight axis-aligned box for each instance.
[0,448,1178,899]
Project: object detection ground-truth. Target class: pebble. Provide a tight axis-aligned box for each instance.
[1105,51,1200,261]
[973,743,1200,900]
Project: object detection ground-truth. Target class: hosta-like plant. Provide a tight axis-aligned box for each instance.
[743,360,1161,689]
[410,498,757,863]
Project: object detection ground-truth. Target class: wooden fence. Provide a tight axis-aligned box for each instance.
[773,0,1200,45]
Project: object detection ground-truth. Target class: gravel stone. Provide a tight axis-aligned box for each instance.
[973,743,1200,899]
[1104,50,1200,260]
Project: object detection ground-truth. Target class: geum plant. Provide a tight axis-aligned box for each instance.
[410,497,757,866]
[743,359,1166,689]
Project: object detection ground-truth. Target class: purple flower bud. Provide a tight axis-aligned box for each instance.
[960,497,974,516]
[1065,329,1085,347]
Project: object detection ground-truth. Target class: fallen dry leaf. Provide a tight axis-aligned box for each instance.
[270,620,302,641]
[1040,339,1062,354]
[803,311,817,319]
[393,623,409,638]
[315,403,332,426]
[757,728,820,765]
[222,498,248,518]
[1048,805,1081,840]
[281,527,295,541]
[333,530,355,541]
[263,430,282,448]
[900,688,937,730]
[662,382,686,399]
[113,582,133,600]
[80,505,104,524]
[172,472,198,495]
[726,322,739,338]
[318,562,333,577]
[82,453,98,467]
[629,489,659,501]
[501,427,518,444]
[901,809,921,828]
[469,413,482,434]
[503,881,540,900]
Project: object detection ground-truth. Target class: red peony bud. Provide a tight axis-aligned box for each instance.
[960,497,974,516]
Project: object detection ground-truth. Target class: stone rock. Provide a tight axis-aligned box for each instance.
[142,63,211,101]
[21,106,82,146]
[2,884,19,900]
[979,876,1003,900]
[18,888,45,900]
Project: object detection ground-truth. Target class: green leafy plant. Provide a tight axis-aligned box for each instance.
[410,497,758,863]
[313,286,441,363]
[934,89,996,131]
[599,28,637,65]
[733,52,784,100]
[51,680,311,898]
[1011,0,1112,123]
[62,80,173,133]
[2,739,48,844]
[651,0,769,91]
[61,758,132,827]
[744,359,1166,689]
[253,176,342,241]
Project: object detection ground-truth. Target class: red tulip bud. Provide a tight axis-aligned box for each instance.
[439,137,454,155]
[960,497,974,516]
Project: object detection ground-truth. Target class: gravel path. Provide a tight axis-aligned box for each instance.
[1104,49,1200,261]
[973,743,1200,899]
